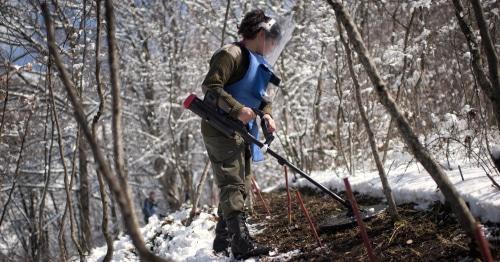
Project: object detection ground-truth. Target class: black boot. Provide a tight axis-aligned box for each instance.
[226,213,271,260]
[213,216,230,255]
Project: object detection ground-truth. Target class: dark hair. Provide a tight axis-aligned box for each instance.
[238,9,277,40]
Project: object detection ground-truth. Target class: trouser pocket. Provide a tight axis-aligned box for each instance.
[203,134,244,163]
[203,134,247,186]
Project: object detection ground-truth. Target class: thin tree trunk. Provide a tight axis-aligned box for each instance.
[39,130,53,262]
[53,109,84,259]
[334,74,351,174]
[70,134,85,260]
[326,0,477,241]
[452,0,500,130]
[311,44,325,169]
[220,0,231,47]
[452,0,500,181]
[95,169,113,261]
[49,190,67,259]
[36,63,55,262]
[470,0,500,124]
[337,22,399,220]
[78,135,91,252]
[29,191,38,260]
[103,0,169,259]
[93,0,113,260]
[347,118,354,176]
[102,124,120,237]
[105,0,126,180]
[77,0,92,252]
[41,3,171,262]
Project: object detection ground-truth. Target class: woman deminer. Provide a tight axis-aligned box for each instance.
[200,9,285,259]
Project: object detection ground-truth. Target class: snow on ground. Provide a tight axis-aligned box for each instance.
[265,163,500,223]
[89,208,227,262]
[89,207,300,262]
[89,159,500,261]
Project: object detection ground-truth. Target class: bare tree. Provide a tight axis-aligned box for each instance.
[53,82,84,261]
[451,0,500,129]
[76,1,92,252]
[0,0,497,259]
[326,0,478,241]
[337,22,399,220]
[469,0,500,122]
[41,3,172,261]
[92,0,113,260]
[36,62,55,262]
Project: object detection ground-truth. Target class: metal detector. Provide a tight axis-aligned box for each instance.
[183,93,387,232]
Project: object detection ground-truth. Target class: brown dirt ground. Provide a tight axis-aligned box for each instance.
[248,190,500,261]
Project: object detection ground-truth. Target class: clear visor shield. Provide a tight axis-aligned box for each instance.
[261,15,295,102]
[263,82,279,102]
[263,15,295,66]
[262,70,281,102]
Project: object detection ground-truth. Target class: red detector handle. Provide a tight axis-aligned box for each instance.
[183,93,197,109]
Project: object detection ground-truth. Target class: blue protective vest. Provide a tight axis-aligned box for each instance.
[224,45,275,162]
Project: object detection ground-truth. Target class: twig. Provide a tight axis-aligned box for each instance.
[186,160,211,226]
[381,10,416,164]
[220,0,231,47]
[387,222,404,245]
[0,56,12,140]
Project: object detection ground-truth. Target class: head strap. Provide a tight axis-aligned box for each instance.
[258,18,276,31]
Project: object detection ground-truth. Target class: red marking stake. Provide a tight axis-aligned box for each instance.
[251,177,271,216]
[295,190,322,247]
[475,223,493,262]
[343,178,376,262]
[284,166,292,225]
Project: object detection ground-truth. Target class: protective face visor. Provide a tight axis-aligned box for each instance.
[259,15,295,66]
[259,15,295,102]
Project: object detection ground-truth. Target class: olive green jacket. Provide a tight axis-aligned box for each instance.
[201,43,273,126]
